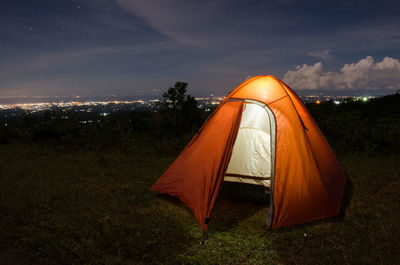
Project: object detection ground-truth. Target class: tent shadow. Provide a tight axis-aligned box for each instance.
[155,182,269,232]
[209,182,269,232]
[154,178,353,234]
[338,177,354,218]
[155,193,194,217]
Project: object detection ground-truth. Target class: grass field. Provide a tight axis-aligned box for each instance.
[0,142,399,264]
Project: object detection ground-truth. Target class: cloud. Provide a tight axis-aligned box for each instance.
[0,41,177,75]
[114,0,214,46]
[113,0,291,48]
[283,56,400,90]
[307,49,332,61]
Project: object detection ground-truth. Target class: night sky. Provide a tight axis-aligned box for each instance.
[1,0,400,99]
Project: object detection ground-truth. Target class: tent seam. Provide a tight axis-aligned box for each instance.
[278,81,331,203]
[267,95,289,106]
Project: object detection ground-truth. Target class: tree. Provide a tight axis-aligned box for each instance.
[160,81,202,135]
[163,82,193,110]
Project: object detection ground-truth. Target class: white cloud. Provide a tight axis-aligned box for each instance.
[283,56,400,90]
[307,49,332,61]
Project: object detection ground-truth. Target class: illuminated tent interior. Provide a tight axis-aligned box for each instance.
[225,100,274,188]
[151,75,347,231]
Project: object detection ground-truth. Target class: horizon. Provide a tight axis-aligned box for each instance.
[0,89,396,106]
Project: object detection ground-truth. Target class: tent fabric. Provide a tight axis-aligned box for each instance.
[225,102,272,187]
[150,100,244,231]
[228,76,347,228]
[238,103,271,132]
[151,75,347,230]
[224,128,271,187]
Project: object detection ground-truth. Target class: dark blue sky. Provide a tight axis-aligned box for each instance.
[1,0,400,98]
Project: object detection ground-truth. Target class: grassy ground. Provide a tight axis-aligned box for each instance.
[0,143,399,264]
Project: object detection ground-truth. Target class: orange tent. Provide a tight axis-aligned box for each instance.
[151,75,347,230]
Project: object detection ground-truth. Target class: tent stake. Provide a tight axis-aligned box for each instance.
[199,231,208,245]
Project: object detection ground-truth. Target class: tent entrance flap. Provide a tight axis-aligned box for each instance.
[224,102,274,188]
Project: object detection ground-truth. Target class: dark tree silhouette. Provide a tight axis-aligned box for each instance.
[163,82,195,110]
[160,81,203,136]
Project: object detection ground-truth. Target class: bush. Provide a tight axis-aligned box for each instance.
[307,93,400,155]
[1,92,398,156]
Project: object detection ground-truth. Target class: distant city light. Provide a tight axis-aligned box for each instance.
[0,94,378,122]
[79,120,93,124]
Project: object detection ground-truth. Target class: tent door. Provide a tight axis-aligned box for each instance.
[223,99,276,227]
[224,100,275,188]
